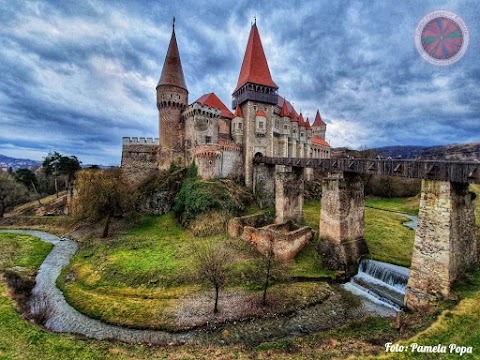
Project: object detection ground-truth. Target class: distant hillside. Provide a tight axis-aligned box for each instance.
[374,146,429,159]
[333,143,480,161]
[414,143,480,161]
[0,154,42,171]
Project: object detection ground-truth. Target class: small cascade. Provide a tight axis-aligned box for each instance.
[343,259,409,312]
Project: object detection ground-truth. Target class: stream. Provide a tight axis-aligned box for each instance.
[0,229,366,346]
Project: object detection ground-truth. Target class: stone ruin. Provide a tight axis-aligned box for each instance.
[228,214,313,260]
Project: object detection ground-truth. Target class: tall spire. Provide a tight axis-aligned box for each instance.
[233,22,278,93]
[312,110,326,127]
[157,18,188,91]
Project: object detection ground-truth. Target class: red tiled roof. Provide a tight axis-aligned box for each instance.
[280,100,289,117]
[298,113,305,127]
[234,105,243,118]
[305,117,311,129]
[234,24,278,93]
[256,110,266,117]
[290,108,298,122]
[277,96,294,113]
[311,137,330,147]
[157,27,188,91]
[312,110,326,127]
[194,93,234,119]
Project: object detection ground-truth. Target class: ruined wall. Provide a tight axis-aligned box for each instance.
[121,137,159,185]
[228,215,313,260]
[405,180,478,310]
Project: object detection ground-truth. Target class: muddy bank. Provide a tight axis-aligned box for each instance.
[0,229,372,346]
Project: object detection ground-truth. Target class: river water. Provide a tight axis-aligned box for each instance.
[0,229,366,346]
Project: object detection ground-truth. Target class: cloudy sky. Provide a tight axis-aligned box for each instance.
[1,0,479,165]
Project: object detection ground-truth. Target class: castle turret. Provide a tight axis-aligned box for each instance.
[157,18,189,168]
[232,105,244,144]
[312,110,326,140]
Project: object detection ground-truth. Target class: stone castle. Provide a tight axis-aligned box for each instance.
[121,19,330,186]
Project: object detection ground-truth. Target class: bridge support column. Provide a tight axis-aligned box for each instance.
[405,180,478,311]
[275,165,304,224]
[253,164,275,209]
[318,173,368,276]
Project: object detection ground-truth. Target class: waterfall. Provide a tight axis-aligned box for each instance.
[343,258,409,312]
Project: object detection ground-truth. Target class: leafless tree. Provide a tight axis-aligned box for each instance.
[193,239,230,313]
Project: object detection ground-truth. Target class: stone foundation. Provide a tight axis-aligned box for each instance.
[228,215,313,261]
[319,173,368,276]
[253,164,275,209]
[405,180,478,311]
[275,165,304,224]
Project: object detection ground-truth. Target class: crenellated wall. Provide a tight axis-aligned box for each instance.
[121,139,160,185]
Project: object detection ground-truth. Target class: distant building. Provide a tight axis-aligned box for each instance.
[122,20,330,186]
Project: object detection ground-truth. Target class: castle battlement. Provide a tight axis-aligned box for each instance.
[123,137,160,145]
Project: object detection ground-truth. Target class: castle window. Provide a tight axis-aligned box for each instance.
[301,132,304,137]
[284,125,287,129]
[259,121,264,129]
[238,123,242,129]
[205,136,211,144]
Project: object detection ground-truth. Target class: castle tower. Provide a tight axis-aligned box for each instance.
[156,18,189,169]
[232,21,279,188]
[312,110,326,140]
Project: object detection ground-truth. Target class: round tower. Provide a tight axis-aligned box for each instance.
[156,18,188,168]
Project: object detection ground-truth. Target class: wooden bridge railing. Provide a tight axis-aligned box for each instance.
[253,157,480,184]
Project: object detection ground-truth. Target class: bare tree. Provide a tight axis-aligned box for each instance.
[0,173,28,217]
[70,168,130,238]
[193,240,230,313]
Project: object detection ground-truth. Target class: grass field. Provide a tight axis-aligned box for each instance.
[365,196,419,216]
[304,198,416,267]
[2,189,480,359]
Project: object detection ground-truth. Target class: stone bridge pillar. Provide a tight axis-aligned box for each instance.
[405,180,478,311]
[253,164,276,209]
[275,165,304,224]
[318,173,368,276]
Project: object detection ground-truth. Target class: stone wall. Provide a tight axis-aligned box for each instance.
[228,215,313,260]
[405,180,478,310]
[253,163,275,209]
[121,142,159,186]
[318,172,368,276]
[275,165,304,224]
[195,142,243,179]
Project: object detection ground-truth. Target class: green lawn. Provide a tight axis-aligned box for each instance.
[305,198,416,267]
[365,196,419,216]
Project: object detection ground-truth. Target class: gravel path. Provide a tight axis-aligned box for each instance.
[0,229,366,346]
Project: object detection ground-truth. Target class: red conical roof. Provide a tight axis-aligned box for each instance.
[290,108,298,122]
[312,110,326,127]
[195,93,234,119]
[157,25,187,91]
[306,117,311,129]
[298,113,305,127]
[234,105,243,118]
[233,23,278,93]
[280,100,289,117]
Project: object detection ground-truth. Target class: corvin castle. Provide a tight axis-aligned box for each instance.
[121,19,331,187]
